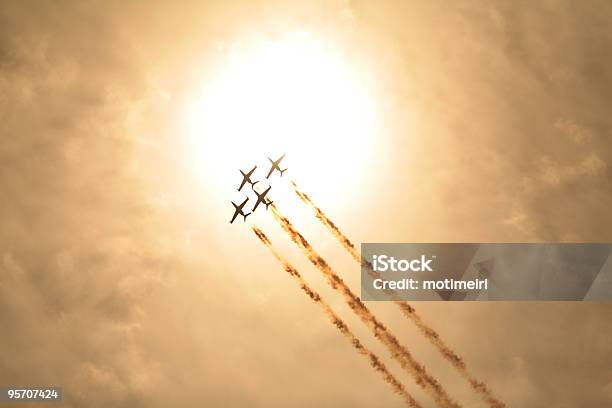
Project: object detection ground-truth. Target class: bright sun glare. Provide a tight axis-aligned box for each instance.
[188,32,379,207]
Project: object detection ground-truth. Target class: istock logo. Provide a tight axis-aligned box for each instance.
[372,254,434,272]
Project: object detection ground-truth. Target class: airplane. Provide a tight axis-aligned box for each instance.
[238,165,258,191]
[266,154,287,178]
[252,186,273,211]
[230,197,251,223]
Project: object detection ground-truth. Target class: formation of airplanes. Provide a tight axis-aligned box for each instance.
[230,154,286,223]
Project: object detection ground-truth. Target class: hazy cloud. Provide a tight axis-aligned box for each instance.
[2,1,612,407]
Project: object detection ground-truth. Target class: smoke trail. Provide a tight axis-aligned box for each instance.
[269,206,460,408]
[290,181,506,408]
[252,227,421,408]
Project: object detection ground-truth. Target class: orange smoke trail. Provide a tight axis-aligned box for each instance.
[269,206,460,408]
[290,181,505,408]
[252,227,421,408]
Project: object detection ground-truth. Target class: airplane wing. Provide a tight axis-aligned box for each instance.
[230,210,239,223]
[265,165,274,179]
[252,197,263,212]
[238,178,247,191]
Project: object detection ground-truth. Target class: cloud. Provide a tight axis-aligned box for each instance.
[603,378,612,402]
[1,1,612,407]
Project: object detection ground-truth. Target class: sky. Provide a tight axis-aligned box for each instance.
[1,1,612,407]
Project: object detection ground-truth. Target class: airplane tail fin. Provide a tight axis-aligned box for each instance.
[280,168,287,176]
[250,180,259,187]
[243,212,251,221]
[265,200,273,210]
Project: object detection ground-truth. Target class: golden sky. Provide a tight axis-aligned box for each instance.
[1,1,612,407]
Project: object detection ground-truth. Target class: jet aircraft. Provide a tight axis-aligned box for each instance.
[230,197,251,223]
[238,165,258,191]
[266,154,287,178]
[252,186,273,211]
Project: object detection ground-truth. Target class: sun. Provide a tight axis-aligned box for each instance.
[187,31,380,209]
